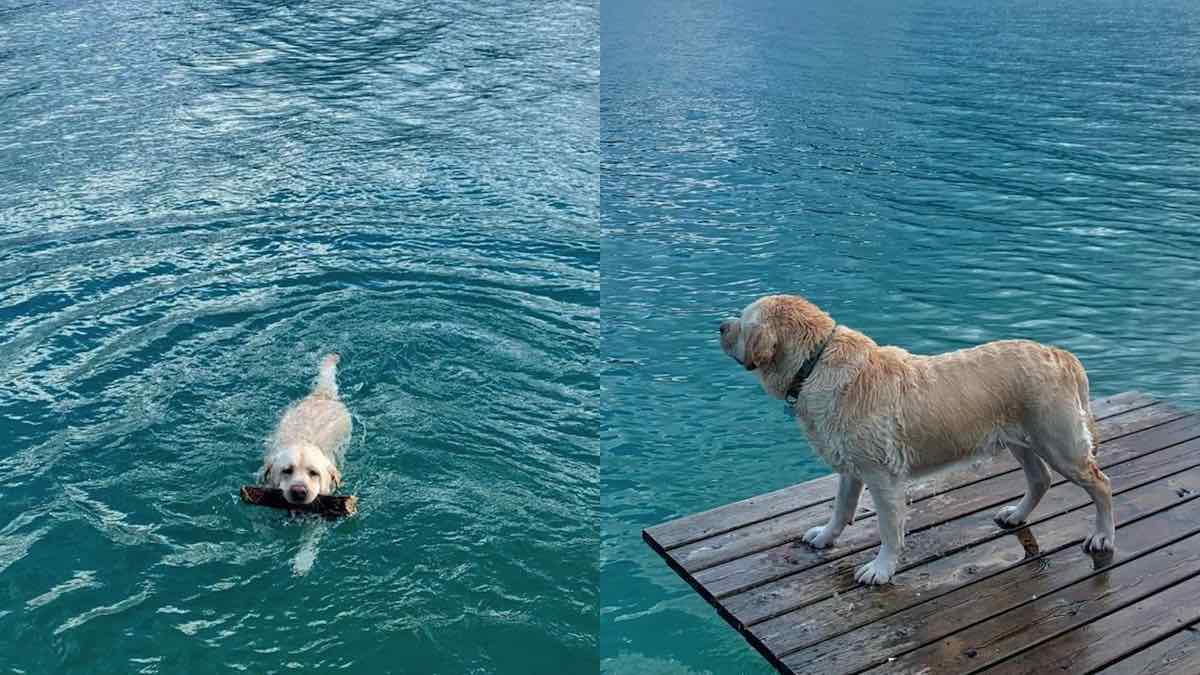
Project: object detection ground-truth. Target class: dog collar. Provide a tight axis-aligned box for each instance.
[785,324,838,405]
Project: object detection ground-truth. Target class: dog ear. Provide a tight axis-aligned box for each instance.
[259,463,273,484]
[328,466,342,492]
[744,322,777,371]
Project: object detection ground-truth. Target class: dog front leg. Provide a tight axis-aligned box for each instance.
[802,473,864,549]
[856,477,906,585]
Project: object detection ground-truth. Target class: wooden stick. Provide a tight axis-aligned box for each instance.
[240,486,357,518]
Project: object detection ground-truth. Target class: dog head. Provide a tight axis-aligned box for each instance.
[719,294,836,399]
[260,443,341,505]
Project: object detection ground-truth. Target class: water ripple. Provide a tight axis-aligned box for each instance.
[0,0,597,672]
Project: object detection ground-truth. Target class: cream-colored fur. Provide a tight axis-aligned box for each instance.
[720,294,1113,585]
[260,354,352,506]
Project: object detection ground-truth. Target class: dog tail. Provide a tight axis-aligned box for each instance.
[314,353,340,399]
[1062,348,1098,454]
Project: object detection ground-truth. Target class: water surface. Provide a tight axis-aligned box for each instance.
[0,1,597,672]
[601,0,1200,671]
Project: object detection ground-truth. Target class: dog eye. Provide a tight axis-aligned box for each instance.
[282,467,293,475]
[308,469,319,478]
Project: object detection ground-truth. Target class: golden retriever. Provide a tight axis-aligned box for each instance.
[260,353,352,505]
[720,294,1113,585]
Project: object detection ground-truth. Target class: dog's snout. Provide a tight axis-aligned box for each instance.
[719,320,731,334]
[288,484,308,499]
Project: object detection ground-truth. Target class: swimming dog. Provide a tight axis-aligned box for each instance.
[260,354,352,506]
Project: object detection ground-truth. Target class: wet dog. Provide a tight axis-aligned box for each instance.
[260,354,352,506]
[720,294,1113,585]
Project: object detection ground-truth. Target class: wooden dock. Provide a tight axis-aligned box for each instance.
[644,391,1200,674]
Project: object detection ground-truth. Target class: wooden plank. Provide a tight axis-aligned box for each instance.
[644,474,840,550]
[644,392,1155,551]
[1089,390,1157,419]
[673,402,1184,576]
[863,521,1200,673]
[1095,623,1200,675]
[785,490,1200,674]
[979,574,1200,675]
[764,446,1200,666]
[699,412,1200,602]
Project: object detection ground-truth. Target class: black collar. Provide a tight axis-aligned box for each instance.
[786,324,837,405]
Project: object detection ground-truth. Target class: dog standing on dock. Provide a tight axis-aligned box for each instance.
[260,353,352,506]
[719,294,1114,585]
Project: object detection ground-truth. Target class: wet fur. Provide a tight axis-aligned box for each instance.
[259,354,352,505]
[720,295,1114,585]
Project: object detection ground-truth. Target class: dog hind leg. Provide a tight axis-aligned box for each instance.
[994,442,1051,527]
[1047,453,1115,554]
[1028,404,1115,554]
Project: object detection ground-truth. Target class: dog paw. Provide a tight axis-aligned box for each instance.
[1083,532,1116,554]
[801,525,839,549]
[993,505,1026,529]
[855,557,897,585]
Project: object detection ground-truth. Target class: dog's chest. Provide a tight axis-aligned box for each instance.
[793,402,854,472]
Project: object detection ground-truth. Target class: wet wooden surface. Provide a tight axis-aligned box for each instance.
[644,391,1200,674]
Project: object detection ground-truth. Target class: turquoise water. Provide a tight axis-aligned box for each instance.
[7,0,1200,672]
[600,0,1200,672]
[0,1,597,673]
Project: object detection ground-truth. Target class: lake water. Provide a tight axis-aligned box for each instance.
[600,0,1200,672]
[0,1,597,673]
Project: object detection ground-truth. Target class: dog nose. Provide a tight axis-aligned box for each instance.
[719,320,730,334]
[288,485,308,499]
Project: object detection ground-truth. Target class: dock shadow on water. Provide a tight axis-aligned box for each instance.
[0,0,598,673]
